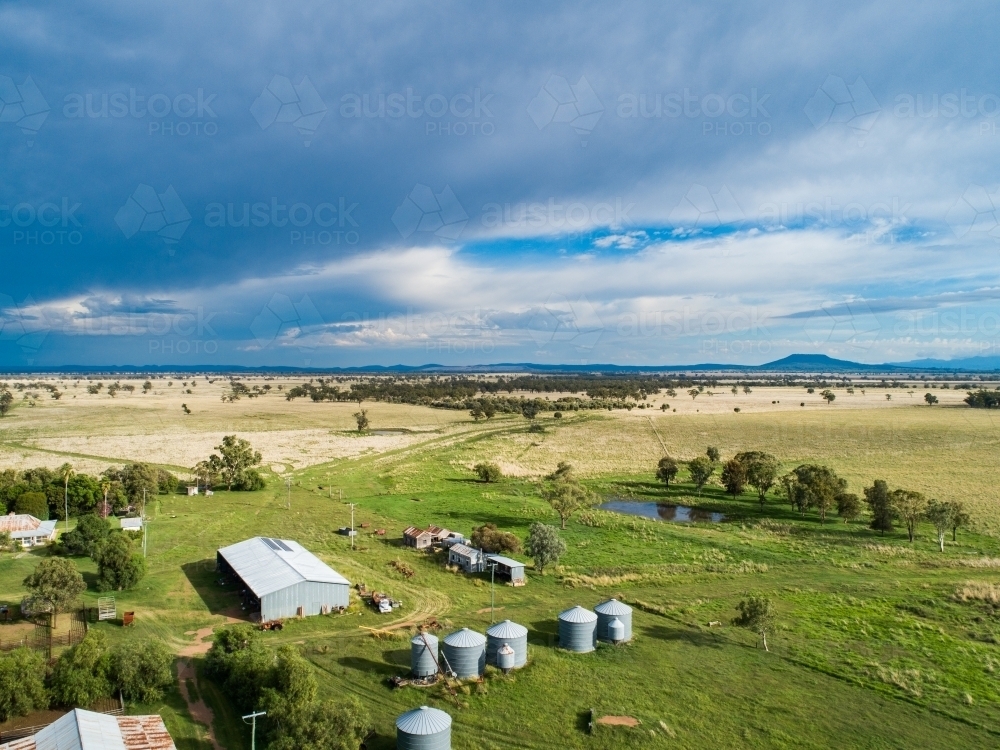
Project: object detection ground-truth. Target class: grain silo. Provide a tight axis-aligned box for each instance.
[558,605,597,652]
[486,620,528,669]
[442,628,486,678]
[594,598,633,643]
[411,632,439,678]
[396,705,452,750]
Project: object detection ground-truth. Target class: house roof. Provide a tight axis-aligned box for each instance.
[448,543,480,559]
[426,525,451,536]
[485,554,524,569]
[403,526,432,538]
[9,520,57,540]
[0,514,46,534]
[0,709,175,750]
[217,537,349,597]
[120,518,143,531]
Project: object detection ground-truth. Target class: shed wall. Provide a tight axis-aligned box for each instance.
[260,580,349,620]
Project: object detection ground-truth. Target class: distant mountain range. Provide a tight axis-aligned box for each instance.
[2,352,999,374]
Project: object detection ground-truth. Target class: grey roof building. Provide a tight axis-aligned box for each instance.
[396,706,452,750]
[216,537,350,621]
[447,543,485,573]
[485,554,526,585]
[0,708,175,750]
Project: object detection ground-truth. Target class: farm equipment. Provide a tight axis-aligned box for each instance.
[259,619,284,631]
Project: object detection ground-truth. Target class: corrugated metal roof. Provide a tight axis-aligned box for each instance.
[411,632,439,646]
[11,520,56,541]
[395,706,452,735]
[485,554,524,568]
[218,537,349,597]
[0,709,176,750]
[486,619,528,639]
[594,598,632,616]
[443,627,486,647]
[0,514,42,533]
[120,518,143,531]
[559,605,597,623]
[448,544,480,559]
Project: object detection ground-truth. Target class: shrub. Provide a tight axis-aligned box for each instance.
[473,463,502,483]
[110,640,173,703]
[234,469,266,491]
[50,631,112,707]
[0,648,48,721]
[470,523,522,554]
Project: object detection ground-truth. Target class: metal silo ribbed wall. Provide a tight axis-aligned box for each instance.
[596,610,632,642]
[443,642,486,678]
[396,726,451,750]
[411,633,439,677]
[558,617,596,652]
[486,632,527,668]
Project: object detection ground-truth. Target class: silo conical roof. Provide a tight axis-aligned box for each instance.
[443,627,487,647]
[594,599,632,616]
[486,620,528,639]
[396,705,452,735]
[558,605,597,623]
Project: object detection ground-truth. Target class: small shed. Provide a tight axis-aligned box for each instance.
[216,537,350,621]
[186,486,199,496]
[485,554,526,586]
[447,544,484,573]
[120,517,143,533]
[404,526,434,549]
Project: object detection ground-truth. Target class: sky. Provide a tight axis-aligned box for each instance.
[2,1,1000,368]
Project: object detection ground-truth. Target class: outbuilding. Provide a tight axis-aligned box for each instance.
[120,517,143,533]
[447,543,485,573]
[485,554,526,586]
[0,708,176,749]
[403,526,434,549]
[216,537,350,621]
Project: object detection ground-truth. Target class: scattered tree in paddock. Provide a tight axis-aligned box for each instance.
[721,459,747,499]
[687,456,715,495]
[864,480,894,535]
[733,594,776,652]
[891,489,928,543]
[926,500,958,552]
[706,446,720,462]
[353,409,370,432]
[735,452,780,509]
[93,533,146,591]
[835,492,861,524]
[656,457,679,489]
[543,480,592,529]
[526,523,565,574]
[924,393,938,405]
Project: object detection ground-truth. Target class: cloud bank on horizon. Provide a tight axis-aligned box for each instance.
[2,0,1000,368]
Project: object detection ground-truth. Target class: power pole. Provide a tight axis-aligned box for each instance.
[242,711,266,750]
[349,503,356,550]
[487,557,497,623]
[142,489,147,558]
[285,477,291,510]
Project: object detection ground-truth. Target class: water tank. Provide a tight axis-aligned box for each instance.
[558,605,597,653]
[486,620,528,669]
[396,705,451,750]
[497,643,515,673]
[594,598,633,643]
[442,628,486,678]
[411,632,439,677]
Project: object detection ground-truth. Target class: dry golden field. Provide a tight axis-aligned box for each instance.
[1,376,996,529]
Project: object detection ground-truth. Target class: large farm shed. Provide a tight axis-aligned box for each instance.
[217,537,350,621]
